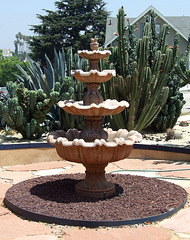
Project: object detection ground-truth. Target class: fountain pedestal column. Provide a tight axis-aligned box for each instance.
[75,163,115,198]
[83,83,103,105]
[79,116,108,142]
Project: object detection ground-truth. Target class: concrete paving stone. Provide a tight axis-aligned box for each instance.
[176,232,190,239]
[4,160,71,172]
[159,208,190,233]
[0,206,10,216]
[0,213,53,240]
[0,183,12,198]
[0,171,34,184]
[115,158,174,171]
[105,162,121,173]
[32,168,65,176]
[178,239,190,240]
[159,163,190,179]
[63,226,171,240]
[12,235,57,240]
[63,162,122,174]
[63,163,85,174]
[160,171,190,179]
[186,188,190,206]
[0,178,12,184]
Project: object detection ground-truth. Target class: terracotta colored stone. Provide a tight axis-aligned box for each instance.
[105,162,121,173]
[0,171,34,184]
[159,208,190,233]
[159,165,190,179]
[0,213,53,240]
[12,235,57,240]
[5,161,71,172]
[0,206,10,216]
[0,178,12,184]
[115,158,173,171]
[0,183,12,198]
[63,226,171,240]
[63,163,85,174]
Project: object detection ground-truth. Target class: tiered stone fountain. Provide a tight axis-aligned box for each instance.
[48,38,142,198]
[4,38,187,227]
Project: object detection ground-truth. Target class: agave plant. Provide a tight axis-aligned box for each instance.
[14,48,87,131]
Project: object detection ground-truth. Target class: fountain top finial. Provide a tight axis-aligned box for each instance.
[90,38,99,51]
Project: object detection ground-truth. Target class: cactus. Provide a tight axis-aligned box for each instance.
[0,82,59,139]
[117,6,129,78]
[102,8,189,133]
[152,33,188,131]
[14,48,87,131]
[174,34,190,86]
[101,7,173,132]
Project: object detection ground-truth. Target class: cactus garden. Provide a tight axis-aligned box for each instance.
[1,2,190,240]
[0,7,189,142]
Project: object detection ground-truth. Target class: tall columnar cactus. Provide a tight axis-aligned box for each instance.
[0,82,59,139]
[174,34,190,86]
[117,7,129,78]
[152,33,189,131]
[101,7,172,132]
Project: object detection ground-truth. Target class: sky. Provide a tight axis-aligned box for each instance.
[1,0,190,51]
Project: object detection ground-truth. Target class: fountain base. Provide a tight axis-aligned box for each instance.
[75,163,115,198]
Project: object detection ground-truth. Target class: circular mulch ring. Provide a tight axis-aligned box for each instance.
[4,173,187,227]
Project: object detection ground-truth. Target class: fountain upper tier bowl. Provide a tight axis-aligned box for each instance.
[78,49,111,60]
[57,99,129,116]
[71,69,116,83]
[47,128,142,165]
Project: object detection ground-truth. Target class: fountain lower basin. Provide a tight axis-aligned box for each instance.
[48,128,142,198]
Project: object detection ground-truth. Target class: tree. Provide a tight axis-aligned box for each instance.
[14,32,31,61]
[29,0,109,64]
[0,57,27,87]
[0,50,3,60]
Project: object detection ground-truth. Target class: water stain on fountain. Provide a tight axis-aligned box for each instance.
[47,38,142,198]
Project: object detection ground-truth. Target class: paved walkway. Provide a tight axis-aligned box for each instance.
[0,158,190,240]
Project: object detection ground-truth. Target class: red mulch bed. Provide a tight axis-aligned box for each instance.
[4,173,187,224]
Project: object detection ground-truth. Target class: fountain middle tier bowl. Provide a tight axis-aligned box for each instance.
[71,69,116,83]
[57,99,129,116]
[47,128,142,165]
[78,49,111,59]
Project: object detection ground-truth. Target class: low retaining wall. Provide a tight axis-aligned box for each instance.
[0,143,189,167]
[131,144,190,161]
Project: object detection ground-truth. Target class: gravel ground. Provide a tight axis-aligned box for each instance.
[4,173,187,226]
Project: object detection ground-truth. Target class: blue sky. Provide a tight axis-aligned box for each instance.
[1,0,190,50]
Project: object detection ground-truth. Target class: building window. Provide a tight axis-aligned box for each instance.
[140,23,144,38]
[156,23,161,35]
